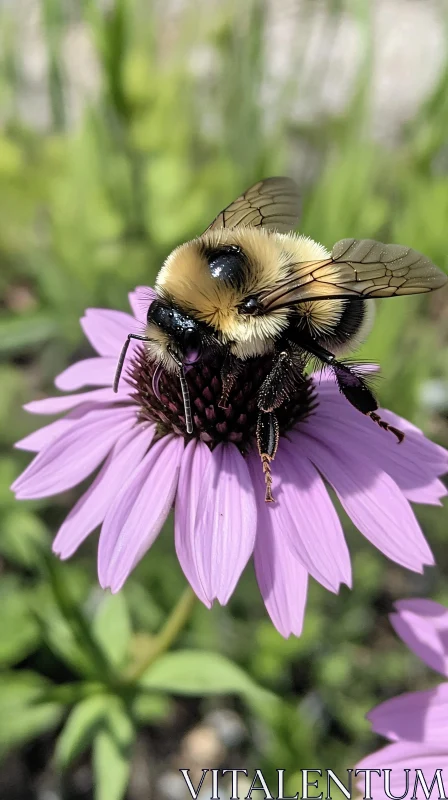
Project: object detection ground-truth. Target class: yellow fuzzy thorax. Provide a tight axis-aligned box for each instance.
[155,228,334,359]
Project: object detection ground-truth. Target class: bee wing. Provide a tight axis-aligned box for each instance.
[260,238,447,309]
[204,177,300,234]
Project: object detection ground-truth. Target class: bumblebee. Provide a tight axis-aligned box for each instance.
[114,177,447,501]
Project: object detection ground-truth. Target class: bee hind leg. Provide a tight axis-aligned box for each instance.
[256,347,304,502]
[256,411,279,503]
[367,411,405,444]
[328,361,405,444]
[294,335,405,444]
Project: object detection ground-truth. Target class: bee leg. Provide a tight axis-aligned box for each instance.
[331,362,405,443]
[255,348,305,502]
[258,350,295,412]
[367,411,405,444]
[219,351,243,408]
[292,336,405,444]
[256,411,279,503]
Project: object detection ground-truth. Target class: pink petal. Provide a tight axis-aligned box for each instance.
[247,456,308,637]
[309,390,448,502]
[391,599,448,677]
[12,406,137,499]
[14,403,111,452]
[80,308,142,357]
[55,358,116,391]
[367,683,448,746]
[24,386,131,415]
[383,408,448,467]
[196,444,257,605]
[356,742,448,800]
[405,477,447,506]
[128,286,157,323]
[265,443,351,592]
[15,418,75,452]
[321,363,380,377]
[295,430,434,572]
[53,425,154,559]
[174,439,213,608]
[98,435,184,592]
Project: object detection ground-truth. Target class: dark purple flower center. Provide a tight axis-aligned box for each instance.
[128,348,316,452]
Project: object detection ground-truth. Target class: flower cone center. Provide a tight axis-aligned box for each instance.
[129,348,316,452]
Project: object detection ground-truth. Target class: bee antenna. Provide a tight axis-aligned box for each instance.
[168,348,194,435]
[113,333,152,393]
[178,368,194,435]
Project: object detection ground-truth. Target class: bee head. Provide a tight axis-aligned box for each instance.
[146,299,209,370]
[155,229,292,359]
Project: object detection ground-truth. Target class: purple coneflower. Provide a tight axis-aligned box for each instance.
[356,599,448,798]
[11,288,448,637]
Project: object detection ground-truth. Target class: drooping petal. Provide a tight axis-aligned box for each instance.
[382,407,448,468]
[308,389,448,501]
[98,435,184,592]
[265,444,351,592]
[313,372,448,468]
[14,403,112,452]
[15,418,75,452]
[195,443,257,605]
[247,456,308,637]
[128,286,157,323]
[405,477,447,506]
[174,439,213,607]
[53,425,154,559]
[295,431,434,572]
[55,358,117,391]
[313,365,380,383]
[80,308,141,357]
[391,599,448,677]
[23,386,131,415]
[367,683,448,746]
[12,406,137,499]
[356,742,448,800]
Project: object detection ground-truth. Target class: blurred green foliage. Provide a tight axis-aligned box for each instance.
[1,1,448,798]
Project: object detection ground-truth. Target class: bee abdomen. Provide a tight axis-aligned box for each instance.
[330,297,367,348]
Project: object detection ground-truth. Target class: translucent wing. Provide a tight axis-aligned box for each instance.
[260,238,447,309]
[204,177,300,234]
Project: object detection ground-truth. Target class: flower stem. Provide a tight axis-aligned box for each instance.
[126,585,196,682]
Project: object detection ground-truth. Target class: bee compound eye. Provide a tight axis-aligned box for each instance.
[239,296,261,315]
[182,328,202,365]
[147,299,164,325]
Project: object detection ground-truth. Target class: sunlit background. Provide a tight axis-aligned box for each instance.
[1,1,448,798]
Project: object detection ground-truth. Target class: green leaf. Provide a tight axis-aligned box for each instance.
[131,692,171,724]
[0,509,48,568]
[36,606,98,678]
[93,699,135,800]
[92,593,131,669]
[0,575,40,667]
[42,556,116,682]
[0,314,58,354]
[55,694,110,770]
[0,671,63,759]
[139,651,280,719]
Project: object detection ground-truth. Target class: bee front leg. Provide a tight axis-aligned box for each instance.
[219,350,244,408]
[256,411,279,503]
